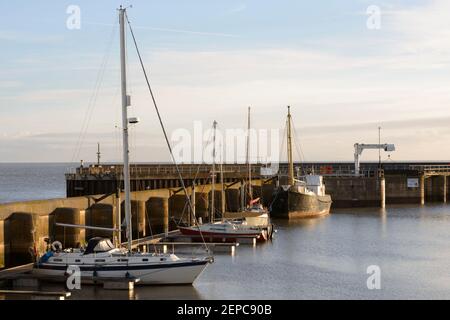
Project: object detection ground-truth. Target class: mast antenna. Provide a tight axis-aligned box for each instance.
[287,106,294,186]
[97,142,101,165]
[246,106,252,203]
[211,120,218,223]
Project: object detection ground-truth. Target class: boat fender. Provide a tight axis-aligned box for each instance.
[39,251,54,263]
[269,224,274,239]
[51,241,63,252]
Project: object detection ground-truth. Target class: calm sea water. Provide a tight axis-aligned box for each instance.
[0,163,70,203]
[1,164,450,299]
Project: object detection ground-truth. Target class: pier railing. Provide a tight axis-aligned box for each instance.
[66,163,264,178]
[66,163,388,179]
[410,165,450,175]
[65,162,441,180]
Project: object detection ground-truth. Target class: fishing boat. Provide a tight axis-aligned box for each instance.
[270,106,332,218]
[32,6,211,285]
[178,120,268,242]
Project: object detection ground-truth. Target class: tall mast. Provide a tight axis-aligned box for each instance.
[97,142,101,165]
[287,106,294,186]
[119,6,132,252]
[246,106,252,203]
[220,155,226,219]
[211,120,217,223]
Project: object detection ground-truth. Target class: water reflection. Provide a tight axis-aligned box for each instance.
[3,204,450,299]
[284,215,328,229]
[38,283,203,300]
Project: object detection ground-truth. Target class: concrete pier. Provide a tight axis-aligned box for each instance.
[169,194,189,226]
[420,175,425,205]
[225,188,241,212]
[85,203,114,239]
[50,207,84,248]
[3,213,39,267]
[120,200,146,240]
[193,192,209,222]
[146,197,169,236]
[2,163,450,270]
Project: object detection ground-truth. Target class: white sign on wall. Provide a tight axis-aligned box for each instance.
[407,178,419,188]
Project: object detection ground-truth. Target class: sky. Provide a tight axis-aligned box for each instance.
[1,0,450,163]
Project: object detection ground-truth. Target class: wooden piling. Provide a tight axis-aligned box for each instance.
[420,174,425,205]
[443,176,447,203]
[380,177,385,209]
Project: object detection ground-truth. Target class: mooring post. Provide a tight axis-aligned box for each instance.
[240,181,246,211]
[380,176,386,209]
[113,189,121,247]
[190,184,196,226]
[420,174,425,205]
[162,197,169,236]
[443,175,447,203]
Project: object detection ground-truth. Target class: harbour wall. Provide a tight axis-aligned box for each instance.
[1,173,449,270]
[0,181,260,270]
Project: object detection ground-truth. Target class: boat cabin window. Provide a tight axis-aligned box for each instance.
[95,259,106,263]
[211,227,226,231]
[142,258,148,262]
[83,237,115,255]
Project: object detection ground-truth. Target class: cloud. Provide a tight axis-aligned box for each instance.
[4,42,450,161]
[133,26,240,38]
[228,3,247,14]
[372,0,450,69]
[84,21,240,38]
[3,112,450,163]
[0,81,22,88]
[0,30,64,44]
[4,1,450,162]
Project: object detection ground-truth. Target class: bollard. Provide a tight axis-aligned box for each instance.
[380,177,385,209]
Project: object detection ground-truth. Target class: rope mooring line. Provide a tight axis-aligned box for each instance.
[125,13,210,252]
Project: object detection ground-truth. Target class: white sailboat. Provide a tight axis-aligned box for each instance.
[241,107,270,222]
[233,107,273,240]
[178,119,268,242]
[32,6,211,285]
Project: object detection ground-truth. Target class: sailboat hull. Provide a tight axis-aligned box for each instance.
[178,226,265,242]
[32,260,209,285]
[271,187,332,219]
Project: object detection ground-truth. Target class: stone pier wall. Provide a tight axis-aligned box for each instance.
[0,181,257,269]
[1,175,447,269]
